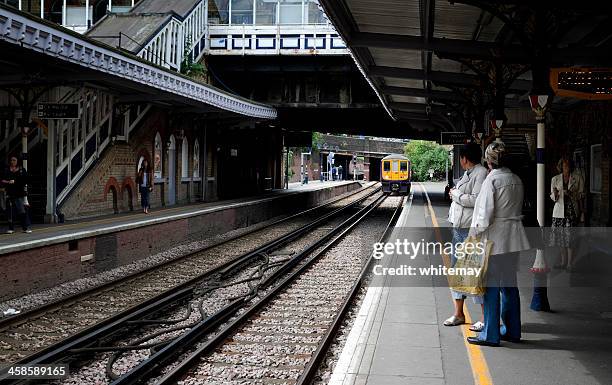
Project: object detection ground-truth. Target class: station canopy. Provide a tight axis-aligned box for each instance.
[318,0,612,133]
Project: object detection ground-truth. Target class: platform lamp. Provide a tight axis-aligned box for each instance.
[19,120,36,171]
[489,118,504,142]
[471,121,484,144]
[529,92,552,312]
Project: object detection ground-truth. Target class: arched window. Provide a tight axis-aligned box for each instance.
[193,139,200,178]
[181,137,189,178]
[154,132,163,178]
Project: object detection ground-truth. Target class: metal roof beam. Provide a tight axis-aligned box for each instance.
[390,102,450,113]
[371,66,480,87]
[393,111,434,121]
[381,86,464,102]
[350,32,526,60]
[453,0,602,12]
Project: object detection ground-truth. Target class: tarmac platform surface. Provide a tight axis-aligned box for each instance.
[330,182,611,385]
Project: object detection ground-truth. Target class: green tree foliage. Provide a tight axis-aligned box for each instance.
[404,140,448,181]
[180,36,206,79]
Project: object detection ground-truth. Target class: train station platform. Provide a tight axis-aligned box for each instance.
[330,182,612,385]
[0,180,365,301]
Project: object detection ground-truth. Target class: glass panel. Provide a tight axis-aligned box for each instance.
[392,161,399,172]
[279,0,302,24]
[193,140,200,178]
[231,0,253,24]
[255,0,276,25]
[111,0,132,13]
[306,0,326,24]
[383,161,390,172]
[2,0,19,9]
[181,138,189,178]
[154,133,163,178]
[209,0,229,24]
[19,0,41,16]
[42,0,63,24]
[65,0,92,26]
[400,161,407,171]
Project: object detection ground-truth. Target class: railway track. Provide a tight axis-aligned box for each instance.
[42,192,402,385]
[0,186,383,383]
[147,195,403,385]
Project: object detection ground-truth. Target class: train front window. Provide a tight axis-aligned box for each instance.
[392,161,399,172]
[383,162,390,171]
[400,162,407,171]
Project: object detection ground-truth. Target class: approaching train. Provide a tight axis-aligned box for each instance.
[381,154,411,195]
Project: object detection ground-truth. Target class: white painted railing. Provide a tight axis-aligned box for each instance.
[206,24,346,55]
[54,89,150,205]
[137,0,208,71]
[0,6,277,119]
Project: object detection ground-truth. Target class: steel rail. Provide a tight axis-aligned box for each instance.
[129,193,388,385]
[1,186,378,383]
[297,195,405,385]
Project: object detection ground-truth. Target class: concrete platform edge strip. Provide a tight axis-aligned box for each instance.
[0,181,363,255]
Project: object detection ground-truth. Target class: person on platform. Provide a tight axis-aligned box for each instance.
[2,155,31,234]
[137,159,153,214]
[444,142,487,331]
[549,157,585,272]
[467,141,531,347]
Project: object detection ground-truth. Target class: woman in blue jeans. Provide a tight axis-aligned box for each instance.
[2,155,31,233]
[468,141,531,346]
[444,142,487,331]
[137,159,153,214]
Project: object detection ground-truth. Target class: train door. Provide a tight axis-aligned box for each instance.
[391,159,399,179]
[168,135,176,205]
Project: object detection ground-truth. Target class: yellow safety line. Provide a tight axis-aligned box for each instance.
[418,182,493,385]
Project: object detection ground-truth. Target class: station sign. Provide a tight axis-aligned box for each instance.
[37,103,79,119]
[440,132,468,145]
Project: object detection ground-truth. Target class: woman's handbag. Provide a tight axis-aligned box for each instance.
[448,235,493,296]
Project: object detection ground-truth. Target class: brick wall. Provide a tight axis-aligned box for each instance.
[0,182,362,301]
[59,109,207,219]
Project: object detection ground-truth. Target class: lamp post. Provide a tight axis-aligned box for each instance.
[489,119,504,143]
[529,93,551,312]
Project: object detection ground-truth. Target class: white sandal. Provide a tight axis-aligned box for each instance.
[469,321,484,332]
[443,315,465,326]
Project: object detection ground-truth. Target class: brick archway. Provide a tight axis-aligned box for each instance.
[104,177,120,214]
[122,177,136,211]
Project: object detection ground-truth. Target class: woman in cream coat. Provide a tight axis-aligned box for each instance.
[549,158,584,271]
[467,141,531,347]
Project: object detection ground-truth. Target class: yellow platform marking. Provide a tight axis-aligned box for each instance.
[419,182,494,385]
